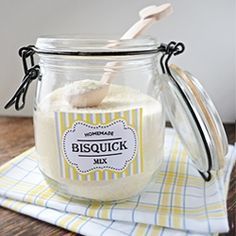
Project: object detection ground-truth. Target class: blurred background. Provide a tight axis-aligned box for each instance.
[0,0,235,122]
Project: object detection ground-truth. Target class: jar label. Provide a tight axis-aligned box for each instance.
[54,108,143,181]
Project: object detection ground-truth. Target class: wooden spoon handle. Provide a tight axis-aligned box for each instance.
[101,18,154,84]
[101,4,173,84]
[121,18,154,40]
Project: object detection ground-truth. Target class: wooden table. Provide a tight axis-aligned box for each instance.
[0,117,235,236]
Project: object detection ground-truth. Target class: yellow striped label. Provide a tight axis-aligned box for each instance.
[55,108,143,181]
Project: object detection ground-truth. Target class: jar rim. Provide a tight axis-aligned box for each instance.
[35,35,160,56]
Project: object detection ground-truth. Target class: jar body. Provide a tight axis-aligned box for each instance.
[33,37,165,202]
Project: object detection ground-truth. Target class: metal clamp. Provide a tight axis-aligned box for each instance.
[4,46,40,110]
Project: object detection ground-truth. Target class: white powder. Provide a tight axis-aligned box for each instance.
[34,84,165,201]
[64,79,107,95]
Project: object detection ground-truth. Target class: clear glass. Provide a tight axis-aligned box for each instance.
[161,65,228,173]
[33,36,165,202]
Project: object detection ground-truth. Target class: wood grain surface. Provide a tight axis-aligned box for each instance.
[0,117,235,236]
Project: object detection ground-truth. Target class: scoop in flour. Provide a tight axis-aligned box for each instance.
[65,80,109,108]
[65,4,173,108]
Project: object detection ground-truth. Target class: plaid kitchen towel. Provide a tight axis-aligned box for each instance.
[0,129,235,236]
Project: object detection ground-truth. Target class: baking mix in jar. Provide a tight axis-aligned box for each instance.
[5,36,228,202]
[32,36,165,202]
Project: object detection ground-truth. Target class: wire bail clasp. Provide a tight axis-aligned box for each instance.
[4,46,40,111]
[159,41,185,74]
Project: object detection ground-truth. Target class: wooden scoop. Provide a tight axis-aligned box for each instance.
[67,3,173,107]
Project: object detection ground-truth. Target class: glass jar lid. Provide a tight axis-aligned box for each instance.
[161,64,228,176]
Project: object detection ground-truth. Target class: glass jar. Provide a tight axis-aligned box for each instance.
[33,36,165,202]
[5,35,228,203]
